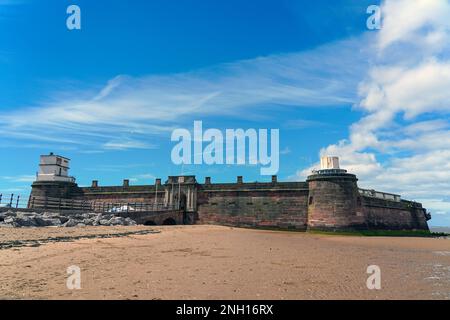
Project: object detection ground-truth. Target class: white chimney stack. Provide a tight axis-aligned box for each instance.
[320,156,340,170]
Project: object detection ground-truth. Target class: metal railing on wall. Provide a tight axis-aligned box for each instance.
[0,193,28,209]
[358,188,401,202]
[0,193,176,213]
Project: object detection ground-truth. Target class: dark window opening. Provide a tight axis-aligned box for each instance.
[309,196,314,205]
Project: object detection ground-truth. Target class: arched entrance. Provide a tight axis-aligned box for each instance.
[144,220,156,226]
[162,218,177,225]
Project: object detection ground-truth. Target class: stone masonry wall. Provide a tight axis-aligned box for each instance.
[81,185,165,204]
[30,181,84,200]
[362,196,429,230]
[307,176,366,230]
[196,182,309,230]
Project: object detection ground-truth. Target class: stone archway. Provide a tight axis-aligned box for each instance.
[162,217,176,225]
[144,220,156,226]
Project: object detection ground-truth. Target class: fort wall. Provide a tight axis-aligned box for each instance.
[29,176,431,231]
[30,181,84,200]
[196,182,309,230]
[362,196,429,230]
[81,185,165,204]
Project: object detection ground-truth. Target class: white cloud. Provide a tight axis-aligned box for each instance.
[283,119,326,129]
[378,0,450,52]
[298,0,450,225]
[102,139,155,150]
[132,173,156,182]
[359,60,450,119]
[1,175,35,183]
[0,188,27,193]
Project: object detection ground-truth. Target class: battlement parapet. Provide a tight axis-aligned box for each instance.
[199,181,308,192]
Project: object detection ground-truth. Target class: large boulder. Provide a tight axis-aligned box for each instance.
[34,215,65,226]
[3,217,15,224]
[81,213,93,219]
[99,219,110,226]
[0,221,19,228]
[108,217,125,226]
[82,218,94,226]
[34,217,54,227]
[6,211,17,216]
[124,217,137,226]
[63,219,78,228]
[16,212,36,218]
[14,216,38,227]
[58,216,70,224]
[47,218,62,226]
[0,210,16,218]
[38,212,68,224]
[42,212,60,219]
[92,213,103,226]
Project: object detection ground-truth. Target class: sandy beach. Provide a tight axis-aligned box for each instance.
[0,225,449,300]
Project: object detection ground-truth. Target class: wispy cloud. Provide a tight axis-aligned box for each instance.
[280,147,291,155]
[1,175,35,183]
[0,187,27,193]
[102,139,155,150]
[283,119,327,129]
[131,173,156,182]
[0,37,370,150]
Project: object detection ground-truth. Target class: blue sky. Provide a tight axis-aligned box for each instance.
[2,0,450,226]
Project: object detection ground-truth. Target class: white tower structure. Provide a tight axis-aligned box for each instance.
[320,156,340,170]
[36,153,75,182]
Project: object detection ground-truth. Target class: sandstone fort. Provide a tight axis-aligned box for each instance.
[29,153,431,231]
